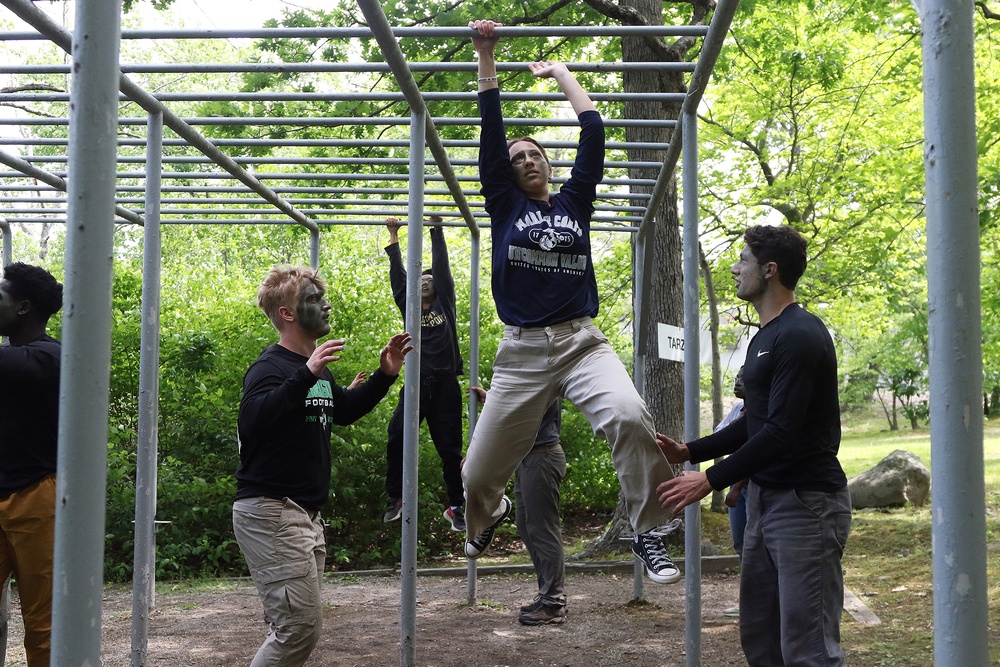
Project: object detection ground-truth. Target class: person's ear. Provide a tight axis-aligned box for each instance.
[277,304,296,324]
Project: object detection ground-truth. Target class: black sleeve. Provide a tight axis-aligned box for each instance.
[704,328,823,490]
[384,242,407,317]
[429,227,455,306]
[477,88,517,204]
[238,360,318,436]
[559,109,605,197]
[687,414,748,464]
[328,368,397,426]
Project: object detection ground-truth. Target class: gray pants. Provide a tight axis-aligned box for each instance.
[233,497,326,667]
[514,444,567,604]
[740,482,852,667]
[463,318,674,538]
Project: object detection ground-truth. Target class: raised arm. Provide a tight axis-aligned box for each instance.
[383,217,407,316]
[428,217,455,303]
[469,20,501,92]
[529,60,596,115]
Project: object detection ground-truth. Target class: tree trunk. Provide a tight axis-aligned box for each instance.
[700,244,726,512]
[581,0,694,555]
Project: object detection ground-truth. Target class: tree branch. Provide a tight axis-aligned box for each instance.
[975,1,1000,19]
[0,102,60,118]
[580,0,679,61]
[1,84,64,94]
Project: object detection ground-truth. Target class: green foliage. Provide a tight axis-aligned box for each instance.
[93,220,634,580]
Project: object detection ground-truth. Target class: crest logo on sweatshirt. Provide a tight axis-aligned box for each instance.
[508,213,588,275]
[305,380,335,427]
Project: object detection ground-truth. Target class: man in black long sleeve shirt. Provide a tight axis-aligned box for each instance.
[657,226,851,667]
[382,216,466,531]
[233,265,411,667]
[0,262,62,667]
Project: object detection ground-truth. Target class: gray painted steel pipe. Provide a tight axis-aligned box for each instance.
[0,0,319,235]
[681,110,703,667]
[130,111,163,667]
[0,91,685,103]
[398,109,426,667]
[0,115,678,128]
[632,232,647,602]
[7,61,698,74]
[0,149,145,225]
[49,0,123,664]
[466,234,482,605]
[0,25,709,40]
[0,220,10,266]
[920,0,989,664]
[0,137,671,151]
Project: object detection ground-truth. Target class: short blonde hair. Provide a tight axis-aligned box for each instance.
[257,265,327,330]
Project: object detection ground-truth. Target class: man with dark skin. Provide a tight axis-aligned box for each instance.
[0,262,63,667]
[382,216,465,530]
[656,226,850,667]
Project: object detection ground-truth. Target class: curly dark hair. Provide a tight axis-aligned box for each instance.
[743,225,808,290]
[2,262,63,321]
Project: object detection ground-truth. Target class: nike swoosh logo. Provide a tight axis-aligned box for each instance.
[757,350,770,357]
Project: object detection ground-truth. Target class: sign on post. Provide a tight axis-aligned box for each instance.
[657,323,685,362]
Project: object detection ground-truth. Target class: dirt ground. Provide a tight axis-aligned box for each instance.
[5,568,750,667]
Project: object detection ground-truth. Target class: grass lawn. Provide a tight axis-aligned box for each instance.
[818,416,999,665]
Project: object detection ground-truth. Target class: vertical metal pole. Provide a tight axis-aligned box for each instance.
[681,109,702,667]
[399,109,425,667]
[52,0,123,664]
[631,232,646,601]
[0,220,10,266]
[309,228,320,269]
[130,110,162,667]
[920,2,989,665]
[466,232,481,604]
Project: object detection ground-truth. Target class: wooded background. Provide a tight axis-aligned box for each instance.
[1,0,998,580]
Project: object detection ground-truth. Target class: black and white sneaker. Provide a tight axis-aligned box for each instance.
[631,530,682,584]
[464,496,512,559]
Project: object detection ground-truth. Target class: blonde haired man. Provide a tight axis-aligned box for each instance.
[233,265,411,666]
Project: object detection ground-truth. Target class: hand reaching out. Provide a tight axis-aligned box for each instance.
[657,470,713,514]
[470,386,487,404]
[378,332,414,377]
[347,371,368,390]
[307,338,345,377]
[528,60,570,80]
[655,433,691,464]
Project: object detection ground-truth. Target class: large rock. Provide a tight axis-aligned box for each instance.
[848,450,930,509]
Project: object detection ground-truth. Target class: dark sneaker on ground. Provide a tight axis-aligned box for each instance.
[518,601,567,626]
[443,505,466,532]
[383,498,402,523]
[631,531,682,584]
[464,495,512,559]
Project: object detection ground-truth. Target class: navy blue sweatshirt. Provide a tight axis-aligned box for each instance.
[0,335,60,496]
[687,304,847,492]
[385,228,463,376]
[478,87,603,327]
[236,344,396,510]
